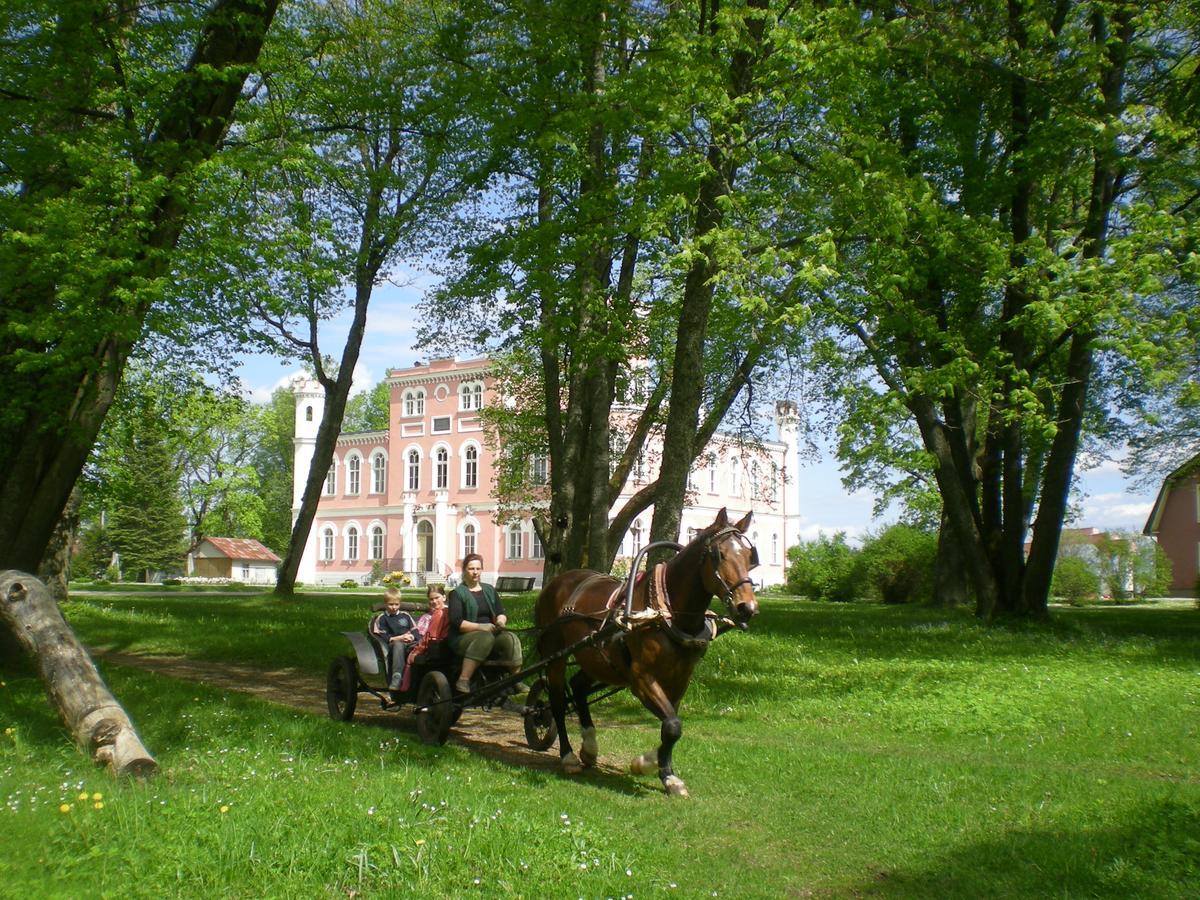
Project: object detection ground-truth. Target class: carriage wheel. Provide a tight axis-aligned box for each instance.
[523,677,558,751]
[416,671,455,745]
[326,656,358,722]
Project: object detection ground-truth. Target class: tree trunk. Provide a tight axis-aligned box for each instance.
[933,510,971,607]
[0,572,156,777]
[38,485,82,604]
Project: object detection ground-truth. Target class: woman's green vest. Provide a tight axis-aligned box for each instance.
[449,583,499,650]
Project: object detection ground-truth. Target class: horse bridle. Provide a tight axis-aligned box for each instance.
[704,526,759,613]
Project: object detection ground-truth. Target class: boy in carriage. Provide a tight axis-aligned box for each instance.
[370,587,419,693]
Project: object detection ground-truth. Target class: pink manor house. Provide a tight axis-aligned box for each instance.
[292,356,801,588]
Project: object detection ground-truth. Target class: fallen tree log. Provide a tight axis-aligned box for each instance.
[0,571,156,777]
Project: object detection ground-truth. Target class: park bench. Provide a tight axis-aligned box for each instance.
[495,576,536,593]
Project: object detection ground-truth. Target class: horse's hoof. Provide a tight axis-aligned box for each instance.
[579,727,598,767]
[561,752,583,775]
[663,775,689,797]
[629,752,657,777]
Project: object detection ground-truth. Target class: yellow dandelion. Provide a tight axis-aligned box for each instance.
[59,803,72,813]
[78,792,89,801]
[93,801,104,810]
[415,839,426,845]
[220,805,230,814]
[3,727,12,736]
[91,792,102,801]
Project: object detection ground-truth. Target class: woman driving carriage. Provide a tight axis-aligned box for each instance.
[447,553,525,694]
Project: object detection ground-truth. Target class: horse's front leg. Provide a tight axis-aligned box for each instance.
[546,659,581,774]
[628,681,688,797]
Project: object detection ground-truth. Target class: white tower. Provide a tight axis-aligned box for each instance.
[773,400,802,557]
[292,377,326,585]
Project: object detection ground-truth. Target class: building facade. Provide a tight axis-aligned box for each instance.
[293,357,800,587]
[1143,453,1200,595]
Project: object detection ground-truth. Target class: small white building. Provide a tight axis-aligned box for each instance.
[188,538,280,584]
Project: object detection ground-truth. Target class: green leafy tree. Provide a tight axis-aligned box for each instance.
[0,0,281,574]
[343,380,391,433]
[103,399,188,582]
[801,0,1196,619]
[423,0,819,573]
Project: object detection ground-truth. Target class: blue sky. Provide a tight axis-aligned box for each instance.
[233,275,1161,543]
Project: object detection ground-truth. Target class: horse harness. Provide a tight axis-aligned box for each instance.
[552,526,758,655]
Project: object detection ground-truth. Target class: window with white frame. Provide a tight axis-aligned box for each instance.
[435,447,449,489]
[347,454,361,495]
[321,526,335,560]
[460,381,483,410]
[463,444,478,488]
[634,451,646,483]
[305,405,313,422]
[709,462,717,494]
[631,522,643,557]
[407,449,420,491]
[730,458,742,497]
[325,462,337,495]
[371,453,386,493]
[346,525,359,561]
[432,416,451,433]
[772,533,779,565]
[530,526,545,559]
[462,522,477,558]
[506,523,523,559]
[404,389,425,417]
[370,525,385,560]
[531,453,548,485]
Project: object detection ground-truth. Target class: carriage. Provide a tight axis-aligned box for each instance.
[324,508,759,795]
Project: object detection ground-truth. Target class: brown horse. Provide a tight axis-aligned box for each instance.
[533,508,759,796]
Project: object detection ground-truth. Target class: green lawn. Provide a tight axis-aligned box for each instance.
[1,594,1197,898]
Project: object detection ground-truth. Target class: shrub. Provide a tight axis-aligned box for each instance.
[105,563,121,583]
[858,524,938,604]
[369,561,384,585]
[340,579,358,589]
[786,532,862,602]
[1052,556,1101,606]
[162,578,182,587]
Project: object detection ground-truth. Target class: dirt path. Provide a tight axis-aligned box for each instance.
[91,648,632,779]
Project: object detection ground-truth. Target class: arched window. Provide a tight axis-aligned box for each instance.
[305,405,313,422]
[324,463,336,495]
[321,526,335,561]
[463,445,478,488]
[370,525,385,561]
[435,447,449,489]
[506,523,523,560]
[460,381,483,410]
[371,453,386,494]
[345,525,359,561]
[631,521,643,557]
[407,449,420,491]
[462,522,477,558]
[404,389,425,417]
[530,526,545,560]
[347,454,361,495]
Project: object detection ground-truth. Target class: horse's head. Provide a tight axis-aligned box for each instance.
[700,508,760,626]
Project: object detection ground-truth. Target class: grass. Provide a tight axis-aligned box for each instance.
[2,594,1197,898]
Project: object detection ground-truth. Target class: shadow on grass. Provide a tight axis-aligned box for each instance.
[855,797,1200,898]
